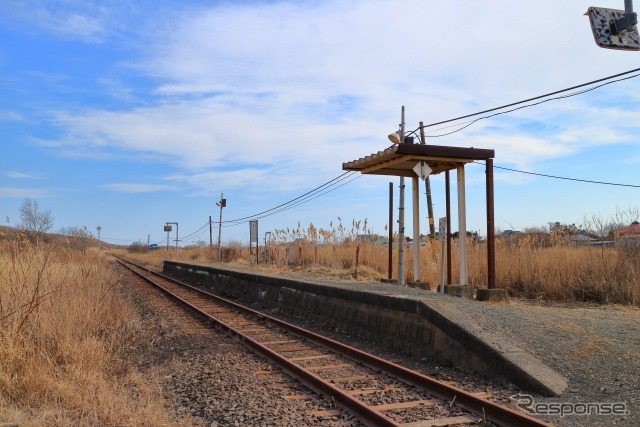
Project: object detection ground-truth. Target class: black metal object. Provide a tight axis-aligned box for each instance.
[611,11,638,34]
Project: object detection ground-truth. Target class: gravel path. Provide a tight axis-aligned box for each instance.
[447,298,639,427]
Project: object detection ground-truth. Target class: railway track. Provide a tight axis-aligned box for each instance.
[116,257,553,427]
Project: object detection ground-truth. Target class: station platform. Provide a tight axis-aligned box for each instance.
[162,261,568,397]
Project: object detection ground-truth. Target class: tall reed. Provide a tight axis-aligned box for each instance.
[146,233,639,306]
[0,241,173,426]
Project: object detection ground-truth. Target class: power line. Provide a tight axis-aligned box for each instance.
[220,172,363,228]
[218,171,357,226]
[474,161,640,188]
[409,68,640,138]
[180,221,210,240]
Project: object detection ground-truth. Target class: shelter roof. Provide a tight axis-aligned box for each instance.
[342,143,495,177]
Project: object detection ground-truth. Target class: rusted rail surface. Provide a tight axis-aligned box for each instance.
[117,257,553,427]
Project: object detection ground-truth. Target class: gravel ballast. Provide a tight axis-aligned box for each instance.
[122,263,638,426]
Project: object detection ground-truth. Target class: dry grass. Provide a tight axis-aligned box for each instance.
[0,241,178,426]
[5,220,635,424]
[122,235,640,307]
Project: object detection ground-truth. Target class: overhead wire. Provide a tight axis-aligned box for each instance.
[217,171,358,226]
[473,161,640,188]
[180,221,211,240]
[220,172,363,228]
[412,66,640,136]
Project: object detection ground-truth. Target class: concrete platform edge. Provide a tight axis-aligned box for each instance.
[164,261,567,397]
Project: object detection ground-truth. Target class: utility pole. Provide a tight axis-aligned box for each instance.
[96,226,101,256]
[419,122,436,239]
[209,215,213,248]
[397,106,406,286]
[216,193,225,262]
[165,222,178,257]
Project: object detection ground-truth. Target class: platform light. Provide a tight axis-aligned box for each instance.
[388,131,402,144]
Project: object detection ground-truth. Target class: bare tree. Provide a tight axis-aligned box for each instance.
[583,213,619,257]
[19,198,54,243]
[60,226,92,253]
[615,205,639,226]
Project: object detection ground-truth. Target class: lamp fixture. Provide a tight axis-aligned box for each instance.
[388,131,402,144]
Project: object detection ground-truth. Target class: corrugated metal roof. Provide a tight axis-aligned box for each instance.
[342,143,495,177]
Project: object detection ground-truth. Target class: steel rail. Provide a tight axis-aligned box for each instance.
[117,258,553,427]
[118,259,400,426]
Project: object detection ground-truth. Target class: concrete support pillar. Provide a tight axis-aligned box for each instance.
[412,175,420,282]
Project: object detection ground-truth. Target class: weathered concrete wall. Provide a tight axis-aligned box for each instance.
[163,261,565,396]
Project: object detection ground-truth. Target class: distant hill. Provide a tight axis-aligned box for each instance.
[0,225,121,249]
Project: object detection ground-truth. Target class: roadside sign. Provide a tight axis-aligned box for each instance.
[438,217,447,241]
[164,225,172,232]
[249,220,258,244]
[413,161,432,180]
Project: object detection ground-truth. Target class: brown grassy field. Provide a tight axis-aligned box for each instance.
[2,229,636,424]
[0,241,178,426]
[122,234,639,307]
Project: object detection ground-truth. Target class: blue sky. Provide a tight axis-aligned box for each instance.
[1,0,639,246]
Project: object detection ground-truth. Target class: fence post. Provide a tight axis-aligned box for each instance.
[354,245,360,279]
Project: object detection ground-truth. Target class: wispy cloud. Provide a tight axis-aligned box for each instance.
[6,171,46,180]
[0,111,26,122]
[29,1,640,186]
[0,187,53,198]
[1,2,111,43]
[101,183,177,193]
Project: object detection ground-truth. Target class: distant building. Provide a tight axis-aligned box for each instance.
[356,234,385,245]
[614,223,640,248]
[613,223,640,239]
[568,233,596,246]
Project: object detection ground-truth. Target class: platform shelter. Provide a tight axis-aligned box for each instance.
[342,142,497,290]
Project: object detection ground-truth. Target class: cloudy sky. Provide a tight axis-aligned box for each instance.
[1,0,639,246]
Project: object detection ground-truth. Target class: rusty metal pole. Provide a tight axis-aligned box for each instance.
[388,181,393,280]
[419,122,436,240]
[486,158,496,289]
[445,171,452,286]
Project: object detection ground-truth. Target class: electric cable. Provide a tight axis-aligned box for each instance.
[412,66,640,135]
[216,171,357,226]
[219,172,363,228]
[180,221,211,240]
[473,161,640,188]
[425,72,640,137]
